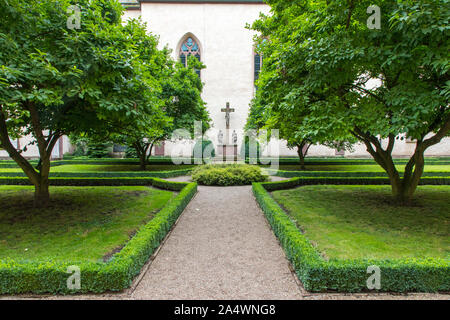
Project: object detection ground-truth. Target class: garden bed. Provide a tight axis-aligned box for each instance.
[272,185,449,260]
[0,179,197,294]
[252,178,450,292]
[0,186,175,262]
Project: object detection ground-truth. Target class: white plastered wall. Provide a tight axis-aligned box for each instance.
[122,4,450,158]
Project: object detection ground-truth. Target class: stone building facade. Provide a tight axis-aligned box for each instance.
[121,0,450,158]
[1,1,448,159]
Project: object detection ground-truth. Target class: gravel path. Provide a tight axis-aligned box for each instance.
[131,184,302,299]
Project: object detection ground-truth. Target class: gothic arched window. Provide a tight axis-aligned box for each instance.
[179,36,201,77]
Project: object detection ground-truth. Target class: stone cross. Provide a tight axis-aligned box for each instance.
[221,102,235,129]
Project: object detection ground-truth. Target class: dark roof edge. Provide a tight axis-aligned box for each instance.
[121,1,266,11]
[136,0,264,4]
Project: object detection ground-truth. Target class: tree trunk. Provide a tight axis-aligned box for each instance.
[139,142,154,171]
[34,154,51,207]
[367,148,427,204]
[386,172,405,202]
[34,180,50,207]
[139,153,146,171]
[26,103,60,207]
[297,146,306,170]
[394,148,426,203]
[351,128,433,204]
[148,143,154,161]
[132,142,147,171]
[0,108,52,207]
[389,178,419,204]
[296,141,310,170]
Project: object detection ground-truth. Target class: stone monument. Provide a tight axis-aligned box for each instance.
[218,102,238,161]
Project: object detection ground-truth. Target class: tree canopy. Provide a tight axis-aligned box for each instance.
[110,52,210,170]
[250,0,449,201]
[0,0,176,205]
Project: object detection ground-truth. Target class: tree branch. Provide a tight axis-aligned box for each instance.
[46,133,62,156]
[0,106,40,184]
[346,0,355,29]
[27,102,48,159]
[386,133,395,154]
[350,85,386,104]
[421,115,450,150]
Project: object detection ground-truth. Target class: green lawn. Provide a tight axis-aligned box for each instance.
[272,185,450,260]
[275,164,450,172]
[1,163,448,173]
[0,186,174,262]
[0,164,195,173]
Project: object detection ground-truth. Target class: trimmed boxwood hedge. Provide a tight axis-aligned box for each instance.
[265,169,450,178]
[252,178,450,292]
[0,179,197,294]
[51,159,198,166]
[152,178,189,191]
[260,177,450,192]
[0,177,157,186]
[251,157,450,165]
[0,158,199,168]
[0,168,193,179]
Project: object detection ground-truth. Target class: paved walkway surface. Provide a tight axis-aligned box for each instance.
[131,183,302,300]
[1,176,448,300]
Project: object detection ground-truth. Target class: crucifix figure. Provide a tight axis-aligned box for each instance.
[221,102,235,129]
[219,102,238,160]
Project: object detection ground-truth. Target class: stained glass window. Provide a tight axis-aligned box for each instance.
[254,39,267,85]
[254,53,263,81]
[179,36,201,77]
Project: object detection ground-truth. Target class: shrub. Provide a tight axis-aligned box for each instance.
[125,146,138,158]
[70,137,88,157]
[192,164,268,186]
[240,136,261,161]
[86,142,112,158]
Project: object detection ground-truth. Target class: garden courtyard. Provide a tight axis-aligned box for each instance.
[0,0,448,303]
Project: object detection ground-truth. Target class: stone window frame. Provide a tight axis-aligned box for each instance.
[254,51,263,83]
[178,33,202,78]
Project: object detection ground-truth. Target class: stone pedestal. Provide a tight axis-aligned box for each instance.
[218,144,238,161]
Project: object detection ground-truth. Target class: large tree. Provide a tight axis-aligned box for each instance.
[94,17,173,170]
[0,0,160,206]
[251,0,449,201]
[117,55,210,170]
[246,38,354,169]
